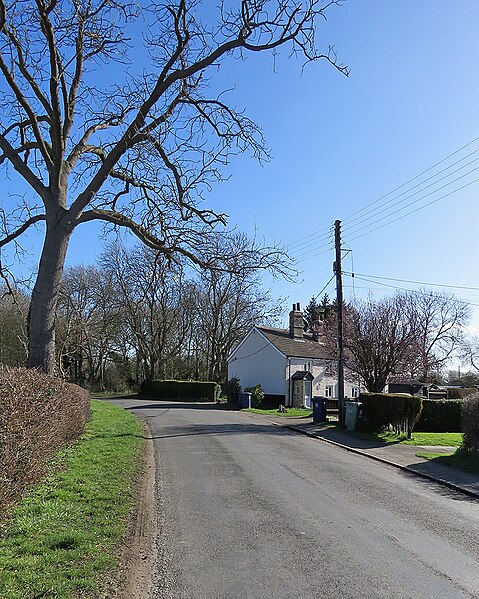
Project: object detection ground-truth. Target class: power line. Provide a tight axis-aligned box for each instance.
[342,135,479,224]
[342,271,479,292]
[345,274,479,309]
[314,274,336,300]
[344,175,479,243]
[286,223,334,252]
[344,152,479,232]
[287,136,479,263]
[292,239,334,261]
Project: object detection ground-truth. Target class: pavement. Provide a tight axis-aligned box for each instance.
[252,414,479,499]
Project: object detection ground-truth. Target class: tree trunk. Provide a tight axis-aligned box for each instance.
[28,217,72,374]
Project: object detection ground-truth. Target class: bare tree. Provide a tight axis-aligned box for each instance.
[57,264,124,387]
[0,0,347,373]
[0,284,29,365]
[406,290,469,381]
[101,241,195,382]
[196,232,283,380]
[319,289,469,391]
[459,335,479,374]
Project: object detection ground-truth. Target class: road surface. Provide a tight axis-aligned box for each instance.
[114,399,479,599]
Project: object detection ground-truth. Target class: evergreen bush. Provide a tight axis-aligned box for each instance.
[415,399,462,432]
[462,392,479,451]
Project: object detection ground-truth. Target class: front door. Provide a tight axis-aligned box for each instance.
[304,380,312,408]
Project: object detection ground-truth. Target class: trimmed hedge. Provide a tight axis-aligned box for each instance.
[462,392,479,451]
[140,379,220,402]
[358,393,422,438]
[0,365,90,512]
[415,399,462,432]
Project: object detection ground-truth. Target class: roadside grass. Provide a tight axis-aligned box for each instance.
[0,400,144,599]
[415,450,479,474]
[350,429,463,447]
[243,407,313,418]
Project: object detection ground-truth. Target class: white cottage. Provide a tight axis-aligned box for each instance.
[228,303,360,408]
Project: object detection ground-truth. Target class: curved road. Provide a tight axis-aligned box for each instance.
[114,399,479,599]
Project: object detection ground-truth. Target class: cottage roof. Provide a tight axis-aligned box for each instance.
[256,325,332,359]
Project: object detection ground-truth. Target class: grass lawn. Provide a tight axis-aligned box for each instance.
[243,407,313,418]
[416,450,479,474]
[0,400,144,598]
[351,429,463,447]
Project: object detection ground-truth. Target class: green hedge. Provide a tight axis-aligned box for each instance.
[358,393,423,438]
[415,399,462,432]
[140,379,219,402]
[462,392,479,451]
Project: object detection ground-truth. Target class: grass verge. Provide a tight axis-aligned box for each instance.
[243,407,313,418]
[0,399,144,598]
[415,450,479,474]
[350,429,462,447]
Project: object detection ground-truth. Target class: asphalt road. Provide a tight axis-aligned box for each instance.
[114,399,479,599]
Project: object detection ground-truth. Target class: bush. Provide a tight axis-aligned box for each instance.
[244,384,265,407]
[415,399,462,432]
[357,393,422,438]
[140,379,219,402]
[226,377,241,401]
[0,365,90,512]
[462,392,479,451]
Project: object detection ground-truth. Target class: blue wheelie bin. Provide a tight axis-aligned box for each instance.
[312,397,327,423]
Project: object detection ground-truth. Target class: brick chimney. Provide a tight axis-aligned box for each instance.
[289,302,304,340]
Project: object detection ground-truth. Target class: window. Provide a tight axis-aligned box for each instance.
[325,385,334,398]
[351,386,360,399]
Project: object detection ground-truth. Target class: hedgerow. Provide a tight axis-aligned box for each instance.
[0,366,90,513]
[357,392,423,438]
[462,392,479,452]
[140,379,220,401]
[415,399,462,432]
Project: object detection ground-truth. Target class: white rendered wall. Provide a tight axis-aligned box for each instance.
[227,329,285,394]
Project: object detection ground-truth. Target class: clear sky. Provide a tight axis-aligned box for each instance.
[4,1,479,340]
[198,0,479,334]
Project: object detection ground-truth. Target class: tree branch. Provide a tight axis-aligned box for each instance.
[0,213,46,248]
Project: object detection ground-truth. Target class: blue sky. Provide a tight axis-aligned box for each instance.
[199,0,479,332]
[4,1,479,338]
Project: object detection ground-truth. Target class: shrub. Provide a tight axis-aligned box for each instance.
[415,399,462,432]
[226,377,241,401]
[357,393,422,438]
[244,384,265,407]
[140,379,219,402]
[462,392,479,451]
[0,366,90,512]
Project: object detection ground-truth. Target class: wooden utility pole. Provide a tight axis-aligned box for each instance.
[334,220,345,425]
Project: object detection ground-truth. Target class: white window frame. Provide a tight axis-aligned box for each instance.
[351,386,360,399]
[325,385,334,398]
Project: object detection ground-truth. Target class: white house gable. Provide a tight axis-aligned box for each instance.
[228,328,285,394]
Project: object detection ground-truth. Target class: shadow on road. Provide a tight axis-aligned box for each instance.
[400,466,479,503]
[143,421,298,441]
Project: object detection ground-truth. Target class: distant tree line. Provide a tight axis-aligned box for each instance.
[0,235,282,391]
